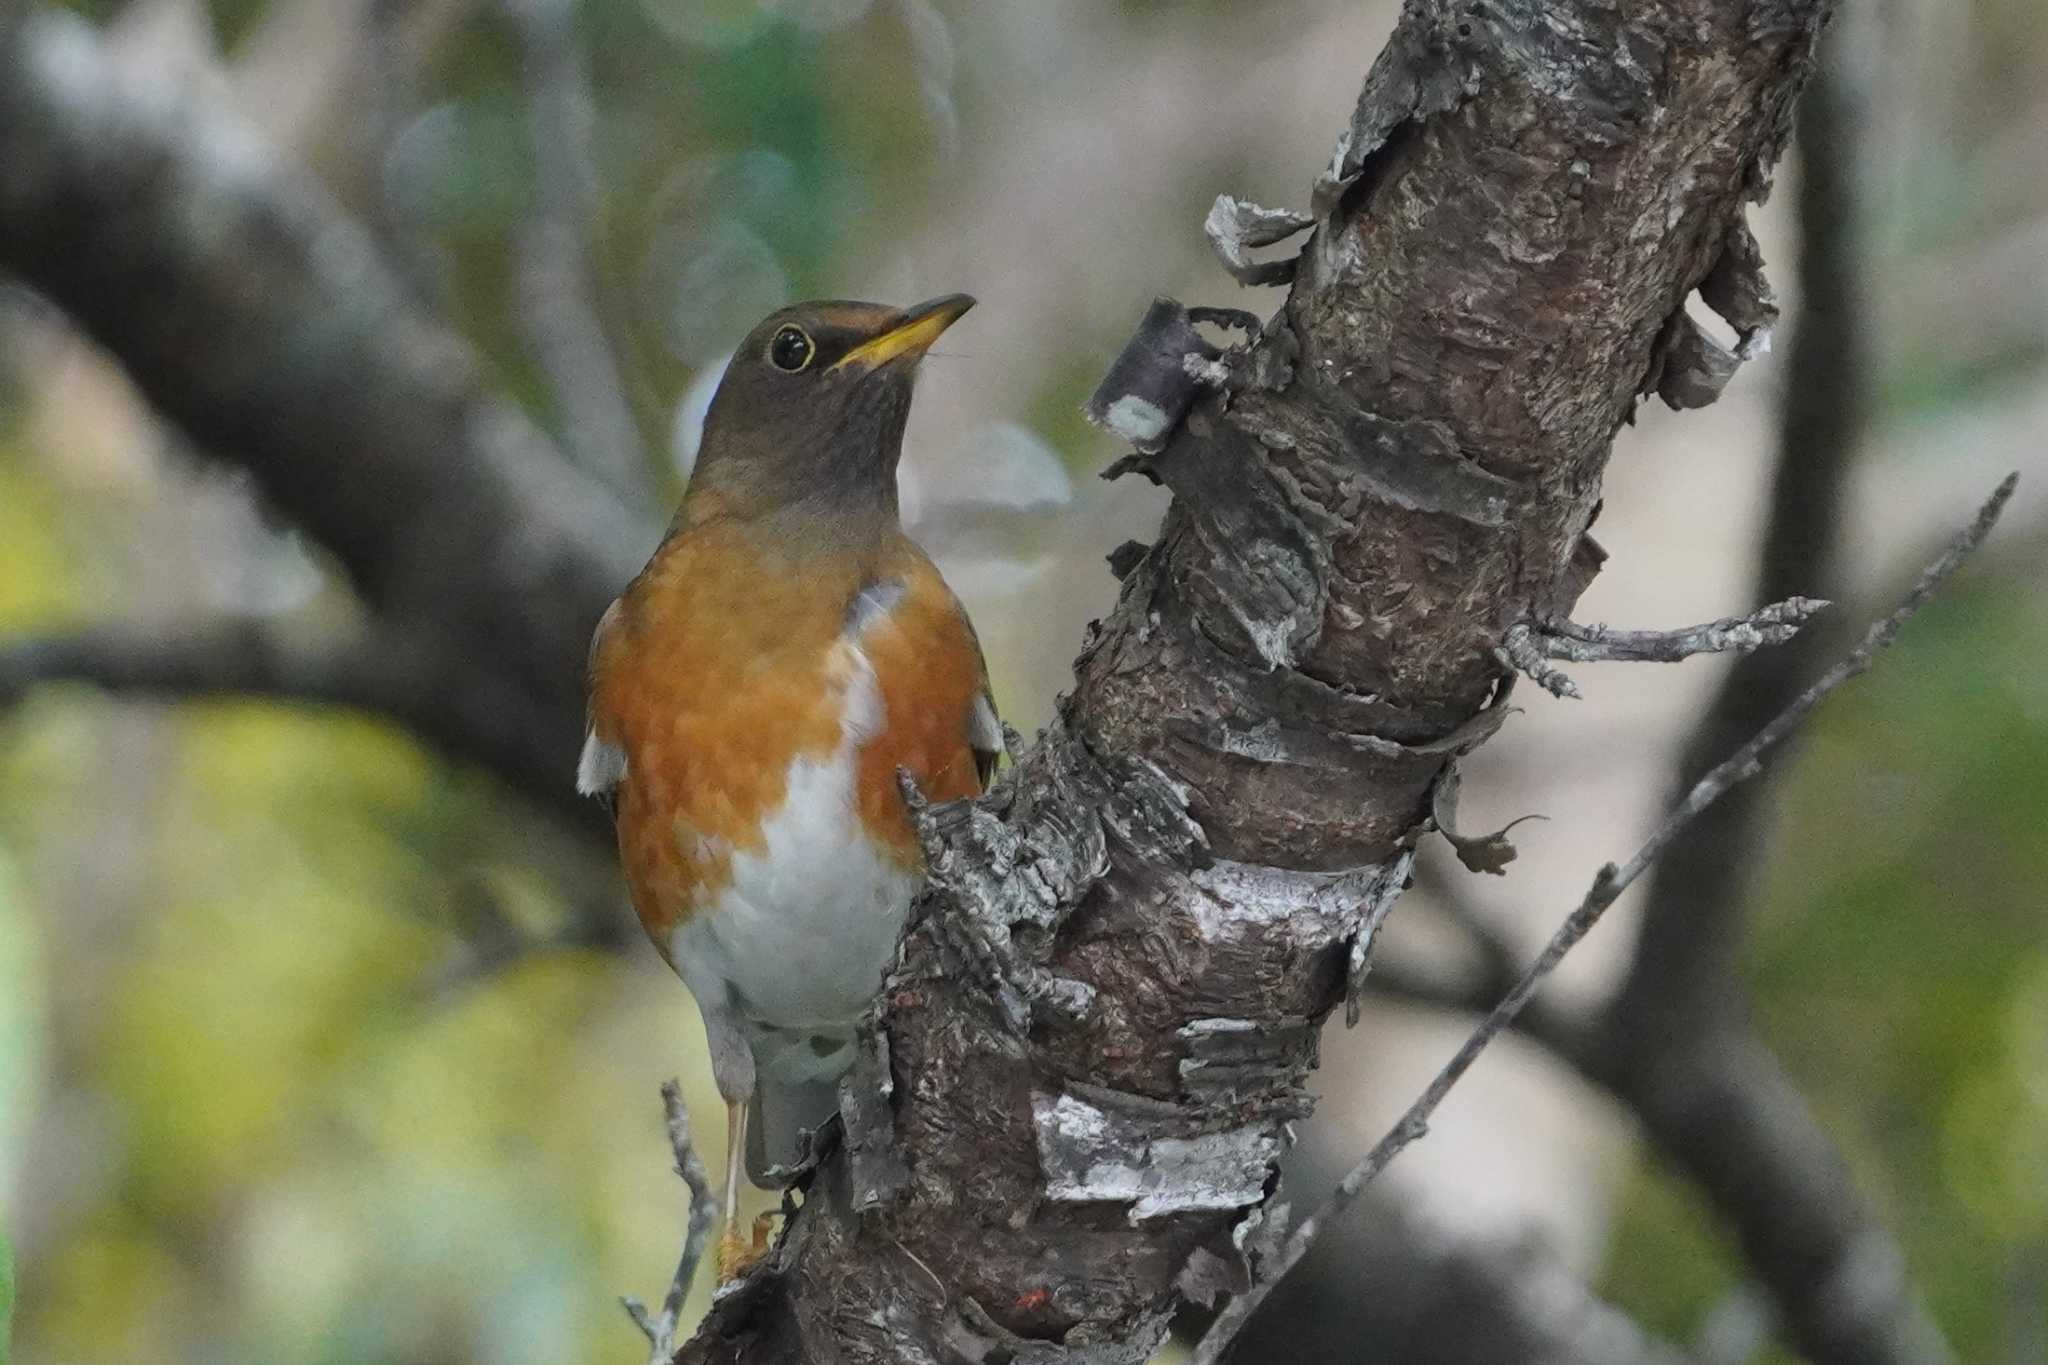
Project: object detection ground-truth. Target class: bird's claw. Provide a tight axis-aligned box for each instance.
[714,1222,758,1285]
[712,1211,782,1289]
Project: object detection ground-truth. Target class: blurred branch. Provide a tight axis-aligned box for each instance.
[501,0,649,497]
[1195,471,2017,1364]
[363,0,456,306]
[0,621,383,711]
[425,875,631,1000]
[1419,857,1523,990]
[1358,858,1595,1060]
[622,1081,720,1365]
[1214,1190,1695,1365]
[0,620,597,829]
[1359,950,1593,1071]
[1609,39,1872,1042]
[0,5,649,730]
[1402,1234,1697,1365]
[0,5,653,839]
[1587,37,1961,1365]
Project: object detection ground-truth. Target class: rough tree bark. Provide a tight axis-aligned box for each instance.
[673,3,1836,1361]
[0,2,1878,1362]
[1313,33,1953,1365]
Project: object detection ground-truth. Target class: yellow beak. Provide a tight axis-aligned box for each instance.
[832,293,976,372]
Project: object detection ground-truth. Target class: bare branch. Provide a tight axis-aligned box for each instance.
[0,620,375,712]
[0,620,597,830]
[1536,595,1831,661]
[623,1081,719,1365]
[1193,474,2017,1364]
[423,883,630,1001]
[1499,596,1830,698]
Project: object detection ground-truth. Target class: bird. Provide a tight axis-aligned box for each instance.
[578,295,999,1282]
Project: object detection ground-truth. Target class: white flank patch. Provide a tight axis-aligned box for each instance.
[575,730,627,796]
[668,640,916,1085]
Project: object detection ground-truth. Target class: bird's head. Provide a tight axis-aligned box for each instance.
[688,294,975,524]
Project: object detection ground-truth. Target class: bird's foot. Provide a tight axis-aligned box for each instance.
[712,1212,782,1289]
[714,1221,759,1286]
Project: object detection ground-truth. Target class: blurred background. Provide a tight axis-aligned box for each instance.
[0,1,2044,1362]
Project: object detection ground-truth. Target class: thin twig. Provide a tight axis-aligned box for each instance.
[1499,595,1830,699]
[1494,628,1582,698]
[1193,474,2017,1364]
[1538,595,1831,661]
[622,1080,719,1364]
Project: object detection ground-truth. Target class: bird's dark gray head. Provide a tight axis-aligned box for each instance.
[687,295,974,526]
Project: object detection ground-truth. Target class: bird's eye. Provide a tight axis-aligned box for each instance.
[768,325,814,373]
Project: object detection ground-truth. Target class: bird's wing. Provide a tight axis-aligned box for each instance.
[855,541,1002,800]
[967,664,1001,790]
[576,598,628,808]
[940,579,1001,791]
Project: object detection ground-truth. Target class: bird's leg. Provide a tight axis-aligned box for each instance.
[698,1000,765,1287]
[714,1099,754,1283]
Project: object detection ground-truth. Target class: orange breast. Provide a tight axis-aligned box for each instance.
[587,522,988,957]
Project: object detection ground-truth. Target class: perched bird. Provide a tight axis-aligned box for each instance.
[579,296,998,1279]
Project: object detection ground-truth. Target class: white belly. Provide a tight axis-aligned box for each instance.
[665,642,918,1075]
